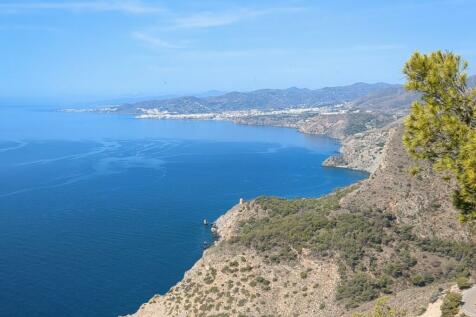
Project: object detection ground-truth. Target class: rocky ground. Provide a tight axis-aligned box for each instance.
[126,202,344,317]
[340,124,474,243]
[234,111,397,141]
[322,120,398,173]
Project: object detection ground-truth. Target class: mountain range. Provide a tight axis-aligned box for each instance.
[117,75,476,116]
[119,82,400,114]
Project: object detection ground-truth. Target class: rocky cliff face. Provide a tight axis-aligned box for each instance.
[322,121,398,173]
[126,202,344,317]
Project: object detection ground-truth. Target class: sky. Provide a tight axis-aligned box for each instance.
[0,0,475,105]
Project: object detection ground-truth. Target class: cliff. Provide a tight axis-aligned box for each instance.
[340,124,474,243]
[125,122,474,317]
[322,121,398,173]
[126,202,344,317]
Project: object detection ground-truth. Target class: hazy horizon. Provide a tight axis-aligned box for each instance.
[1,0,476,105]
[1,80,403,107]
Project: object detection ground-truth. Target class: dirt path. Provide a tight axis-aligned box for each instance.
[462,285,476,317]
[419,298,443,317]
[419,285,476,317]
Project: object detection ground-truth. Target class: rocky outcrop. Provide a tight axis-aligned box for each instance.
[298,114,348,139]
[322,122,397,173]
[126,202,343,317]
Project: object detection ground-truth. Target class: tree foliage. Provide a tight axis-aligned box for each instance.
[402,51,476,222]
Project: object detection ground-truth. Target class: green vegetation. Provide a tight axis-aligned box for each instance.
[353,297,406,317]
[254,186,351,218]
[402,51,476,221]
[440,292,462,317]
[344,112,393,135]
[336,273,391,308]
[456,276,472,290]
[240,194,388,269]
[416,239,475,270]
[234,187,475,308]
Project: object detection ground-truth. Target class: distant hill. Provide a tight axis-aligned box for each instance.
[352,74,476,114]
[119,82,399,114]
[350,86,419,114]
[468,74,476,87]
[118,75,475,115]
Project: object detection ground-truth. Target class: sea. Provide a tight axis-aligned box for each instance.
[0,106,367,316]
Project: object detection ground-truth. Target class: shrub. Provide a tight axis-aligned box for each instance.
[440,292,462,317]
[456,276,472,290]
[337,273,390,308]
[353,297,406,317]
[410,274,426,287]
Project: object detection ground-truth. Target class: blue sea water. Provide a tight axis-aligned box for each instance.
[0,106,367,317]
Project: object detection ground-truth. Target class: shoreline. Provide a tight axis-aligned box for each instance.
[125,120,475,317]
[131,112,393,173]
[123,117,380,316]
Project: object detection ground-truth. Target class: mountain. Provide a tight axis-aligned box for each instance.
[351,86,418,114]
[351,74,476,115]
[119,82,399,114]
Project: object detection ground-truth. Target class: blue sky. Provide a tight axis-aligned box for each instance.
[1,0,475,105]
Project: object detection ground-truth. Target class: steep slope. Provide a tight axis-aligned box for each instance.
[234,112,397,141]
[322,120,398,172]
[340,124,474,243]
[127,201,345,317]
[298,112,397,139]
[125,123,474,317]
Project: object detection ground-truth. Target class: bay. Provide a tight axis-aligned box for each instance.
[0,106,367,316]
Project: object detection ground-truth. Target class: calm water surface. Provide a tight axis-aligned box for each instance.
[0,106,367,316]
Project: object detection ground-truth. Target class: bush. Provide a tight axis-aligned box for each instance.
[417,239,475,269]
[410,274,425,287]
[440,292,462,317]
[353,297,406,317]
[456,276,472,290]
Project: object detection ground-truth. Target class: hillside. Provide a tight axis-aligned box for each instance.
[234,112,399,141]
[119,83,399,114]
[125,122,475,317]
[322,120,399,172]
[350,86,419,115]
[340,125,475,243]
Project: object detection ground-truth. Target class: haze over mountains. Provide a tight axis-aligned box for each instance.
[115,75,476,117]
[118,82,401,114]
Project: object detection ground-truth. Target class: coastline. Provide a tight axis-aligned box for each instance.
[123,117,382,316]
[130,110,396,173]
[125,119,474,317]
[125,199,346,317]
